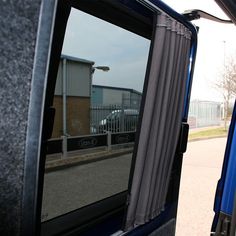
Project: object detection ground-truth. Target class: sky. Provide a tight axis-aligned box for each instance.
[163,0,236,101]
[62,10,150,92]
[62,0,236,102]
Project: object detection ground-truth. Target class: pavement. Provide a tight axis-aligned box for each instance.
[176,137,227,236]
[45,145,133,172]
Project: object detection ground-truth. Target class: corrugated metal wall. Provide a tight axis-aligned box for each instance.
[103,88,129,105]
[92,86,142,108]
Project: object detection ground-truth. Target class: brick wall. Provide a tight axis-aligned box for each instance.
[52,96,90,138]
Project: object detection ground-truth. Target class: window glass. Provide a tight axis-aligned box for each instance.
[41,8,150,222]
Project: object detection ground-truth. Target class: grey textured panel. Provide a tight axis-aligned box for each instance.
[0,0,58,235]
[148,219,176,236]
[0,1,42,234]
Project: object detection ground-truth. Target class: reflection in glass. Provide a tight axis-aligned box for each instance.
[41,8,150,221]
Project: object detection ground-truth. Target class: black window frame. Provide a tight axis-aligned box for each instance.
[39,0,154,235]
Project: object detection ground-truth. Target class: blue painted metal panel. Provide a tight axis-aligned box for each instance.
[212,100,236,230]
[221,101,236,215]
[183,45,198,120]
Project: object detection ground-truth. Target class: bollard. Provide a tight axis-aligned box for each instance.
[62,135,68,158]
[107,131,111,152]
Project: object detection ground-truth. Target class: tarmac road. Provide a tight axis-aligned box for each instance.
[41,153,132,221]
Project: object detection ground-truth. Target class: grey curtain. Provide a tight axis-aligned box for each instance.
[125,12,192,230]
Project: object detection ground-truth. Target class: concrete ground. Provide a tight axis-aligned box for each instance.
[176,137,227,236]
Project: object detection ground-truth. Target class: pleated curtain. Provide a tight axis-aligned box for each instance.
[125,12,192,230]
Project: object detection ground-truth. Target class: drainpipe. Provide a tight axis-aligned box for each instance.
[62,58,67,158]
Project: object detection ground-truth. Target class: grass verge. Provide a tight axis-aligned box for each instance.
[188,127,228,141]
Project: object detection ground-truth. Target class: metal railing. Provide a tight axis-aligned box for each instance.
[188,100,221,128]
[90,105,139,134]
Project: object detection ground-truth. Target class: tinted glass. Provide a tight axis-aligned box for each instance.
[41,8,150,221]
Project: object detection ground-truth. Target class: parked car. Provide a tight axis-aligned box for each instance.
[98,109,139,133]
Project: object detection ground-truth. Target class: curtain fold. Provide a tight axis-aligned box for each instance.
[125,12,192,230]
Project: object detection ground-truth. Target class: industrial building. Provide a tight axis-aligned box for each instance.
[91,85,142,109]
[52,55,142,138]
[52,55,94,138]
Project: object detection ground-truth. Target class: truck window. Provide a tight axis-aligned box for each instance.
[41,6,150,225]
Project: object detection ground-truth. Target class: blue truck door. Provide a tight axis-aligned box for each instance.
[212,100,236,235]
